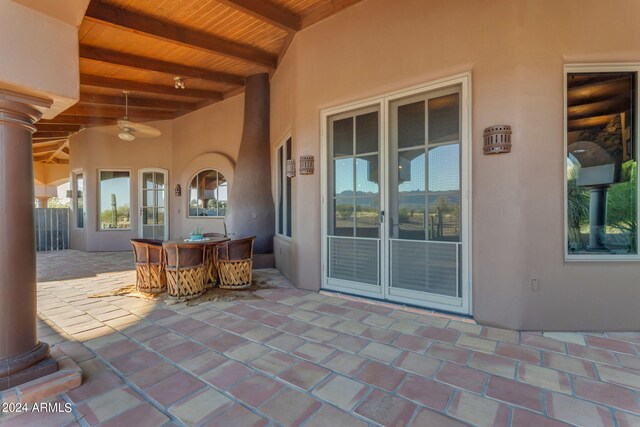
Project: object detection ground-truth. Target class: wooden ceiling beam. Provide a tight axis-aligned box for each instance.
[33,142,66,155]
[567,78,631,107]
[216,0,300,32]
[32,138,68,146]
[40,116,118,125]
[46,141,69,163]
[35,124,82,132]
[48,159,70,165]
[79,93,197,111]
[33,131,73,139]
[80,74,223,100]
[301,0,366,29]
[84,1,277,69]
[64,103,176,119]
[79,45,245,86]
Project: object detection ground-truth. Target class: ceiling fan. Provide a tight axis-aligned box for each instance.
[99,91,162,141]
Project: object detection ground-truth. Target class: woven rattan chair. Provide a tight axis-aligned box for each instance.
[203,232,227,286]
[131,239,166,293]
[216,236,255,289]
[163,243,207,298]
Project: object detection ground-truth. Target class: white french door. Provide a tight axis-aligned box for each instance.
[322,74,472,315]
[139,168,168,240]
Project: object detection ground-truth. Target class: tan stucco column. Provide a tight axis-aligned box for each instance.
[36,196,50,208]
[0,91,56,390]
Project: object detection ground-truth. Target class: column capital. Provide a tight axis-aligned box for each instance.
[0,89,53,132]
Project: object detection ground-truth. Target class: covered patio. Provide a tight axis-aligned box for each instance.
[1,250,639,426]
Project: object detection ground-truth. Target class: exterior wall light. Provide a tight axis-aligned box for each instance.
[299,155,314,175]
[286,159,296,178]
[483,125,512,154]
[174,184,181,197]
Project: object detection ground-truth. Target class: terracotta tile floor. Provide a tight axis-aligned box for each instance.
[3,250,640,426]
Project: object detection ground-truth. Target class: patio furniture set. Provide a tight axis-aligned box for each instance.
[130,234,255,299]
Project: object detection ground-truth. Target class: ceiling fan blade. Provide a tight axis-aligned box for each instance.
[117,120,162,138]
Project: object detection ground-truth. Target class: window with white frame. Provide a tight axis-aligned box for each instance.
[99,170,131,230]
[276,137,292,237]
[188,169,228,217]
[566,65,638,258]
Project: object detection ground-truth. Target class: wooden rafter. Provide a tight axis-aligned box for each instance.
[568,96,630,121]
[84,1,278,69]
[79,45,245,86]
[33,132,73,139]
[301,0,366,29]
[46,141,70,163]
[35,124,82,132]
[40,116,118,126]
[216,0,300,32]
[33,141,66,155]
[64,104,176,119]
[79,93,197,111]
[81,74,223,100]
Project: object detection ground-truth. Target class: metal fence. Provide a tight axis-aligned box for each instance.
[34,208,69,251]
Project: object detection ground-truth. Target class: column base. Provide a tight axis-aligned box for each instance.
[0,342,55,391]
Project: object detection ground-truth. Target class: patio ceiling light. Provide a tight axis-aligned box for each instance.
[118,127,136,141]
[174,77,185,89]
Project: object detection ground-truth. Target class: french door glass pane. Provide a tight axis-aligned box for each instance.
[398,195,426,240]
[333,118,353,157]
[153,172,165,189]
[334,198,354,236]
[356,112,379,154]
[398,150,426,192]
[142,173,154,190]
[356,155,379,194]
[398,101,425,149]
[334,158,354,195]
[428,144,460,192]
[356,198,379,238]
[157,208,165,225]
[428,93,460,143]
[427,194,461,242]
[157,190,165,207]
[142,190,154,207]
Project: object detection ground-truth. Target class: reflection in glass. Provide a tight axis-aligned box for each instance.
[333,117,353,157]
[428,144,460,192]
[99,171,130,230]
[398,101,425,149]
[566,71,637,255]
[143,172,154,190]
[398,150,426,193]
[428,93,460,143]
[428,194,461,242]
[154,172,165,189]
[356,197,379,238]
[143,190,154,207]
[334,198,354,236]
[398,195,426,240]
[356,156,379,195]
[334,158,354,196]
[277,146,284,235]
[188,169,228,217]
[356,112,379,154]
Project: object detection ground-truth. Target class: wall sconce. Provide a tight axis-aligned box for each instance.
[174,184,181,197]
[483,125,512,155]
[286,159,296,178]
[299,155,314,175]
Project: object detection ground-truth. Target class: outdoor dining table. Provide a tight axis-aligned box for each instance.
[161,236,230,297]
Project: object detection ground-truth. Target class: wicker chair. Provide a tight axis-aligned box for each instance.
[131,239,166,293]
[203,232,227,286]
[216,236,255,289]
[163,243,207,298]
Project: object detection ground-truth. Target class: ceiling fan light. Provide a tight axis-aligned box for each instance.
[118,129,136,141]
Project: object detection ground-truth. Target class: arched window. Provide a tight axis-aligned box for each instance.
[188,169,228,217]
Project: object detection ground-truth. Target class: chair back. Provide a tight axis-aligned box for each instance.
[131,239,163,264]
[203,232,226,238]
[163,243,205,269]
[217,236,255,261]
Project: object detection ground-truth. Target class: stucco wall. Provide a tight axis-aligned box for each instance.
[270,0,640,330]
[170,94,244,239]
[69,122,173,251]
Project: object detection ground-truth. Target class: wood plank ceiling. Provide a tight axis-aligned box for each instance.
[36,0,365,164]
